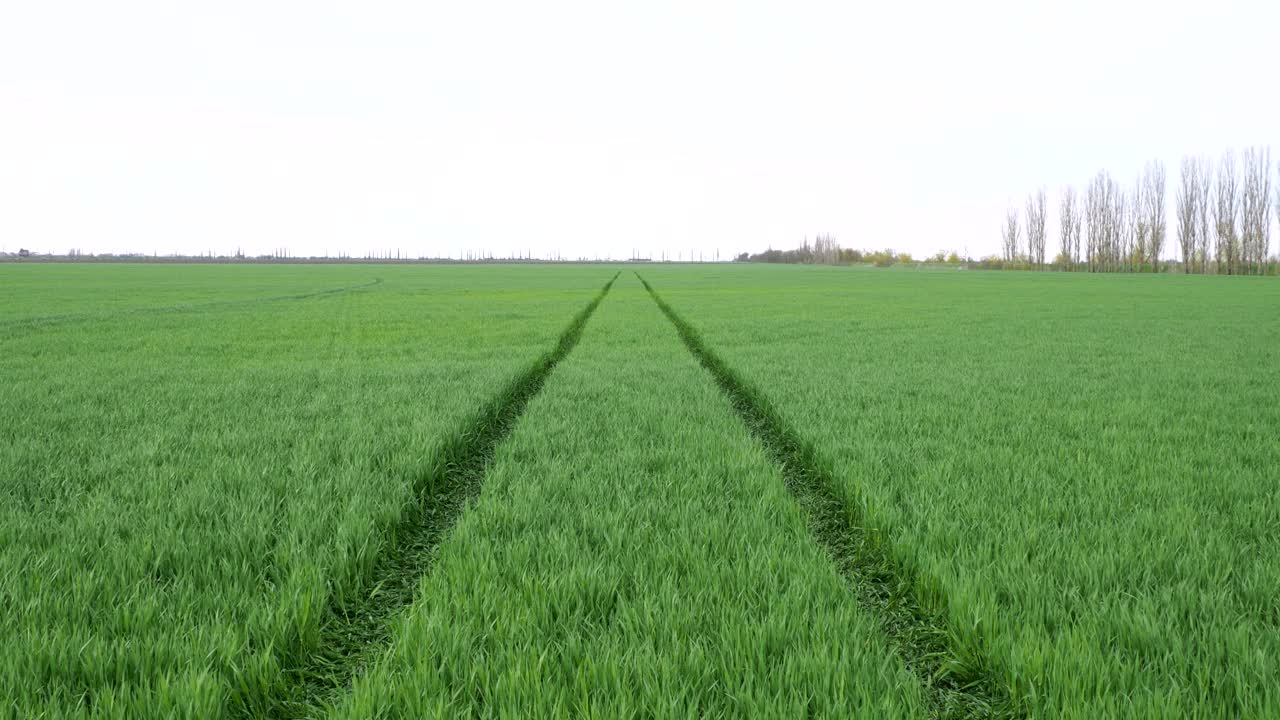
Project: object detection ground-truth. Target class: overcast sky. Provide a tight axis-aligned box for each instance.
[2,1,1277,260]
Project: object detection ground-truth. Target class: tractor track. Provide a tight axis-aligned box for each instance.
[638,272,1024,720]
[240,272,618,719]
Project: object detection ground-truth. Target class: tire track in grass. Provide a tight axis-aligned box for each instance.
[0,278,385,331]
[637,273,1023,720]
[253,273,618,719]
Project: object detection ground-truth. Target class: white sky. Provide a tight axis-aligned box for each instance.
[2,1,1277,260]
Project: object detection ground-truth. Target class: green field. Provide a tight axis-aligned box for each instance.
[2,263,1276,718]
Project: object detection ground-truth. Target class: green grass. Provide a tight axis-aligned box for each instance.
[3,261,1277,719]
[0,264,613,718]
[641,264,1280,719]
[639,272,1013,718]
[330,274,925,718]
[275,272,619,718]
[0,264,378,323]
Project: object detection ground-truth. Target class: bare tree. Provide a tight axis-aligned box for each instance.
[1141,179,1152,269]
[1105,174,1123,271]
[1142,160,1167,272]
[1241,146,1272,274]
[1118,188,1136,272]
[1214,150,1240,274]
[1060,186,1082,269]
[813,233,841,265]
[1003,207,1020,263]
[1086,175,1100,271]
[1196,157,1213,273]
[1086,171,1114,272]
[1177,157,1200,272]
[1026,188,1047,268]
[1080,170,1136,272]
[1264,151,1274,273]
[1129,180,1145,270]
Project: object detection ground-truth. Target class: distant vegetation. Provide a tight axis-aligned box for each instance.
[1008,145,1277,275]
[737,146,1277,275]
[736,235,962,269]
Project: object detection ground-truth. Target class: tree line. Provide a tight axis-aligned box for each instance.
[735,235,930,267]
[1008,146,1275,274]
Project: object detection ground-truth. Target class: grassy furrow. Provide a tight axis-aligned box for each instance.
[639,273,1014,719]
[329,274,926,719]
[639,264,1280,719]
[0,265,612,719]
[274,272,617,717]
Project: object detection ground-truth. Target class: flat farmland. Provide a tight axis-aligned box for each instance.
[0,264,611,717]
[331,275,925,718]
[2,262,1276,719]
[642,264,1280,718]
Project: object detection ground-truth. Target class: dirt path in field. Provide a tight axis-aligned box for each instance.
[258,273,619,719]
[637,272,1023,720]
